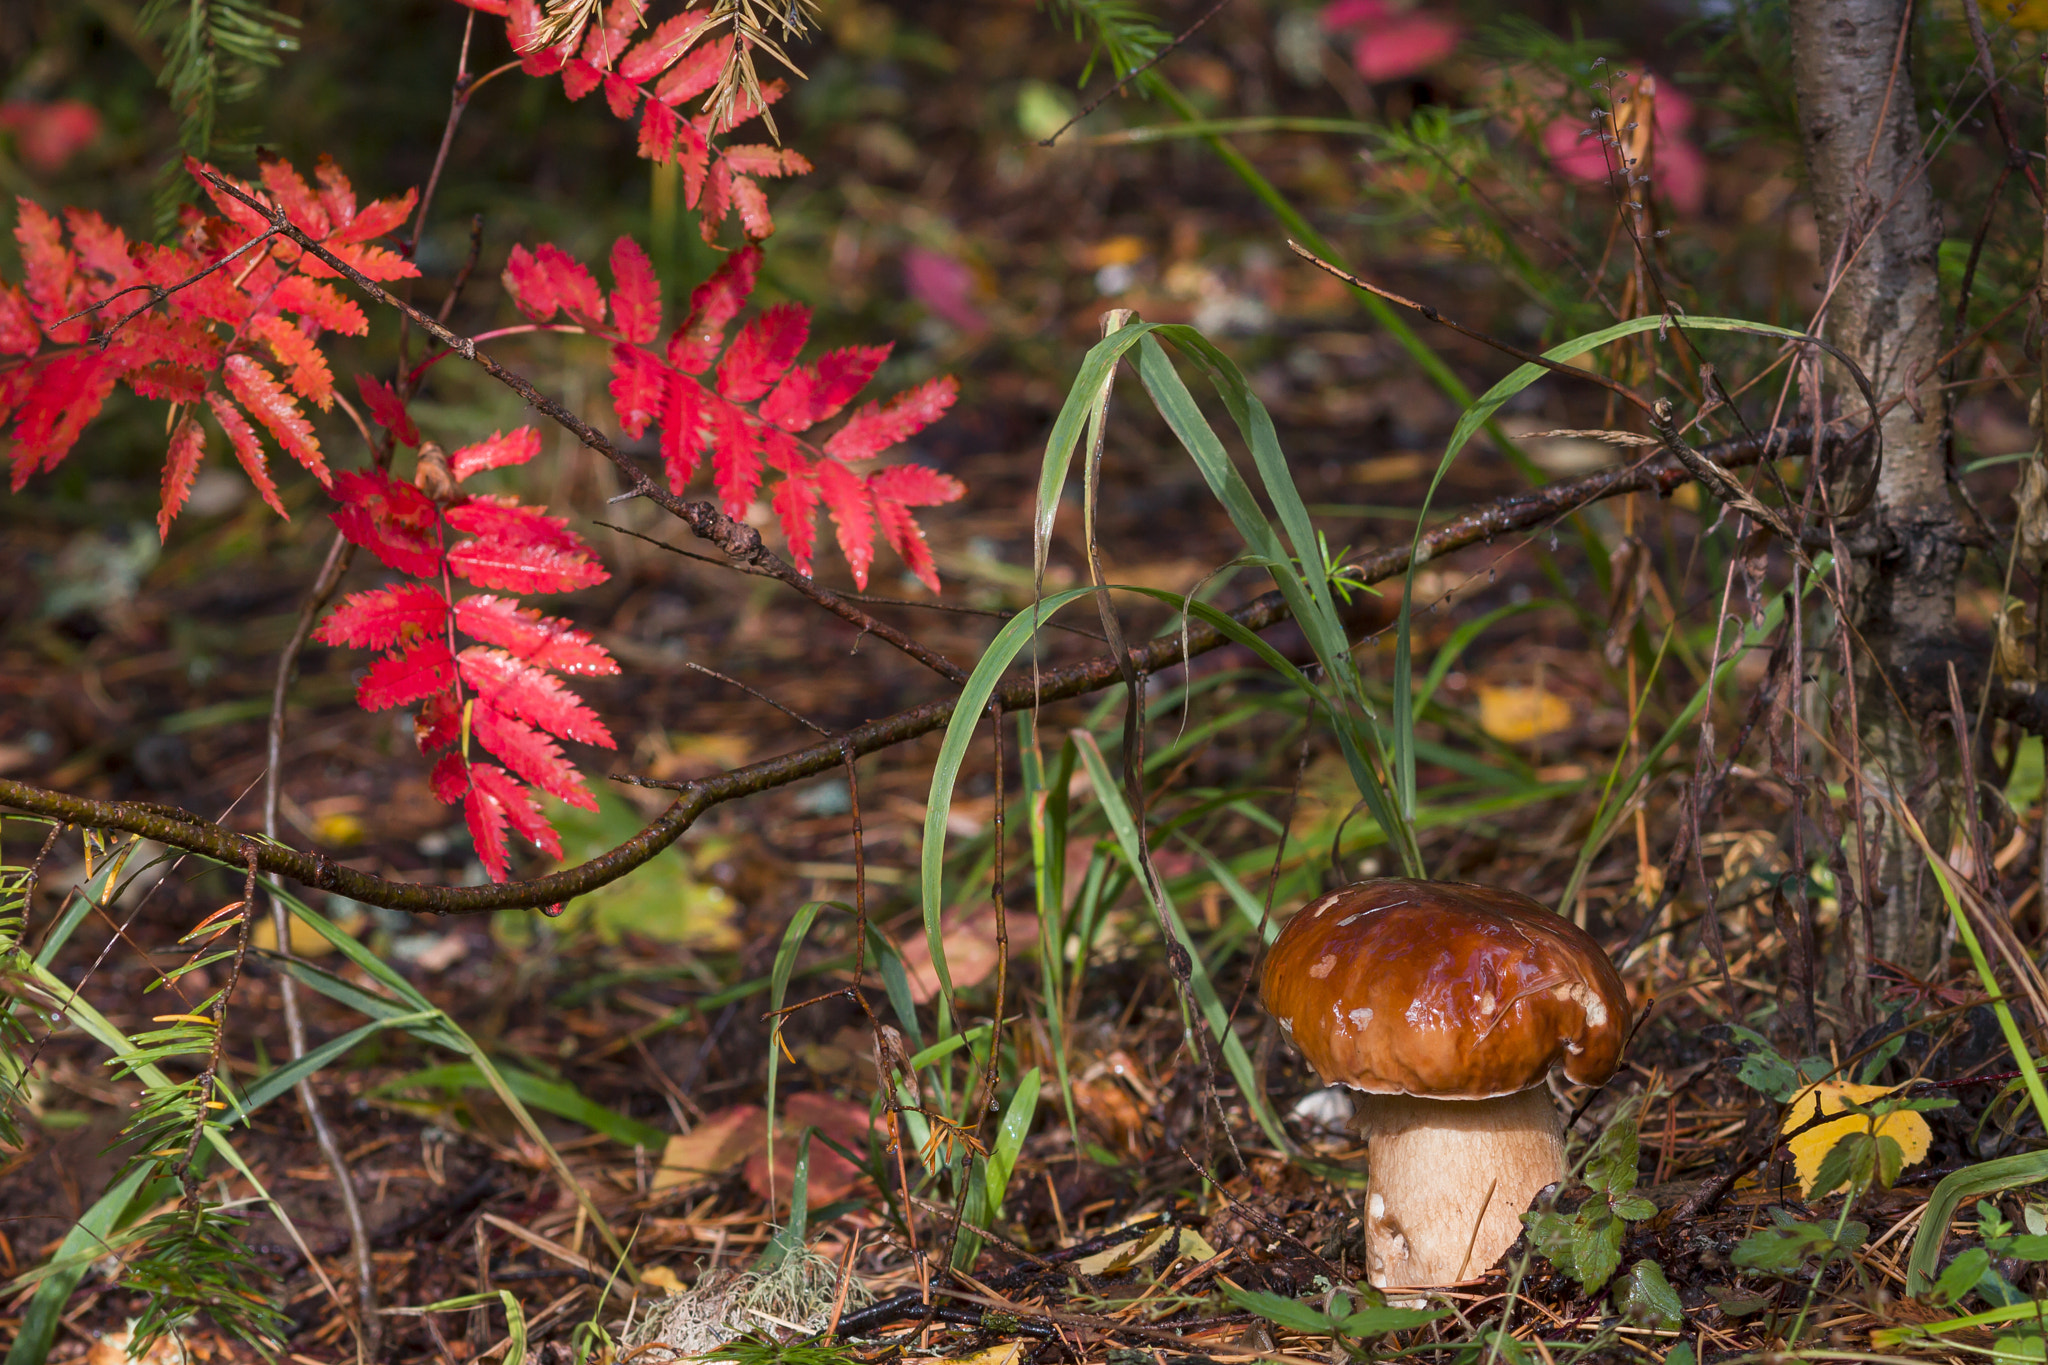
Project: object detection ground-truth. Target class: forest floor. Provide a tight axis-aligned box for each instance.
[4,0,2046,1362]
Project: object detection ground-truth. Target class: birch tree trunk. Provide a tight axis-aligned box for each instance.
[1789,0,1959,985]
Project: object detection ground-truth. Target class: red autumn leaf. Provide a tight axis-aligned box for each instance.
[225,354,329,483]
[666,245,758,373]
[450,426,542,481]
[622,11,712,81]
[274,277,368,335]
[260,154,331,237]
[469,698,597,809]
[416,692,463,753]
[604,72,642,120]
[760,344,888,433]
[866,463,967,507]
[660,373,707,488]
[609,343,665,438]
[766,433,819,574]
[200,391,284,517]
[356,372,420,446]
[357,639,459,710]
[430,750,472,805]
[470,761,563,859]
[655,35,731,107]
[455,594,617,675]
[537,243,606,328]
[15,199,83,330]
[817,458,877,588]
[608,236,661,344]
[251,314,335,409]
[709,399,762,515]
[731,176,772,239]
[0,282,39,356]
[445,498,587,555]
[721,146,812,178]
[459,647,615,747]
[330,469,443,576]
[696,161,732,243]
[314,583,448,649]
[563,58,606,102]
[158,415,207,539]
[448,539,609,594]
[638,99,681,163]
[465,776,513,882]
[503,243,561,322]
[873,496,939,592]
[716,302,808,403]
[823,375,959,462]
[7,351,115,487]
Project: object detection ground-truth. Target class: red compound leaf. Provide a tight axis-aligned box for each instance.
[666,244,758,374]
[450,426,542,481]
[445,497,585,555]
[536,243,606,328]
[870,467,963,593]
[470,698,597,809]
[315,582,448,649]
[329,469,442,576]
[604,72,643,120]
[430,749,471,804]
[225,353,329,484]
[721,146,812,178]
[251,314,335,409]
[465,770,514,880]
[696,161,732,243]
[15,199,84,332]
[502,244,561,322]
[655,35,731,107]
[816,458,877,588]
[609,343,665,439]
[638,99,681,163]
[716,301,808,403]
[416,692,462,753]
[759,344,889,433]
[866,462,967,508]
[204,391,287,517]
[259,154,330,237]
[8,351,116,487]
[563,58,606,102]
[357,372,420,446]
[459,646,614,747]
[158,414,207,540]
[623,11,711,80]
[455,594,617,675]
[823,375,958,462]
[357,638,459,710]
[608,236,661,345]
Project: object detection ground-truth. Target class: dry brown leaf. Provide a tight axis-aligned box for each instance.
[896,906,1039,1003]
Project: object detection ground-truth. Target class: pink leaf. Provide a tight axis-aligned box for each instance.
[904,248,987,334]
[1347,13,1459,82]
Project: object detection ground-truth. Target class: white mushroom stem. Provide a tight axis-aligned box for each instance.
[1354,1086,1563,1289]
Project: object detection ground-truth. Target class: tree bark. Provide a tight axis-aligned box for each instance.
[1791,0,1961,985]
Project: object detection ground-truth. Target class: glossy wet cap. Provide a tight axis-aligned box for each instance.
[1259,879,1629,1099]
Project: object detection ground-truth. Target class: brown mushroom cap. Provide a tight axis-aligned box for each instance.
[1260,879,1629,1099]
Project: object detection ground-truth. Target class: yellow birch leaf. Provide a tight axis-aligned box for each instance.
[1781,1079,1933,1196]
[1476,684,1573,744]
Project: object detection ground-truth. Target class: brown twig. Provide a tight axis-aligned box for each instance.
[1,427,1837,913]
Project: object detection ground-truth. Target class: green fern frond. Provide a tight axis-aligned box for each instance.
[1040,0,1170,88]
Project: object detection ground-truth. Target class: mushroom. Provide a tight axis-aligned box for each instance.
[1259,878,1630,1289]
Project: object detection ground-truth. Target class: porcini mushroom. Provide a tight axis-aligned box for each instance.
[1260,878,1629,1290]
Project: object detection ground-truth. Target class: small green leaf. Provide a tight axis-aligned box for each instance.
[1933,1248,1991,1306]
[1664,1345,1696,1365]
[1569,1209,1623,1293]
[1993,1334,2047,1363]
[1336,1305,1446,1337]
[1612,1195,1658,1221]
[1219,1285,1341,1336]
[1612,1259,1683,1329]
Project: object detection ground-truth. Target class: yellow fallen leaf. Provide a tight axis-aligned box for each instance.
[313,811,367,846]
[640,1264,686,1294]
[1782,1080,1932,1196]
[1477,684,1572,744]
[1073,1223,1219,1276]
